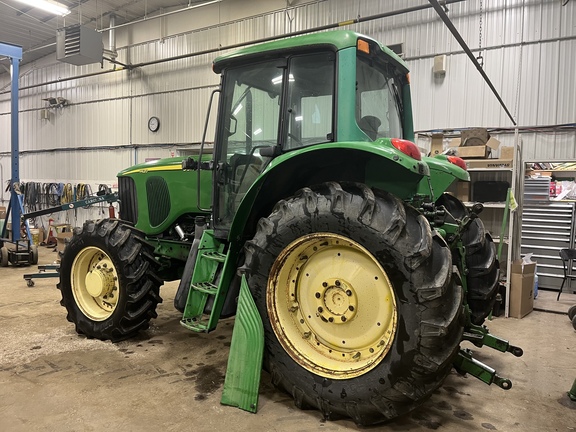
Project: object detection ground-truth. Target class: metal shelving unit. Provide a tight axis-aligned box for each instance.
[521,177,576,292]
[461,141,522,317]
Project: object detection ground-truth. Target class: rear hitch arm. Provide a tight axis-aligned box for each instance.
[454,349,512,390]
[462,322,524,357]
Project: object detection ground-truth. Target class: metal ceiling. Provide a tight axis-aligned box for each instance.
[0,0,206,65]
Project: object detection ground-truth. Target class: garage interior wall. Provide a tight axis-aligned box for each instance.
[0,0,574,227]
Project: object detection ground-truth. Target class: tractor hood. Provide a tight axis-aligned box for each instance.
[118,157,186,177]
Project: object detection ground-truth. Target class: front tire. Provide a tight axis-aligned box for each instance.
[243,182,463,425]
[58,219,163,342]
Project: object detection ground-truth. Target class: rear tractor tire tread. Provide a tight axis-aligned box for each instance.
[243,182,463,426]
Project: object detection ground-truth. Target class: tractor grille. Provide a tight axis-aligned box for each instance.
[118,176,138,224]
[146,176,171,227]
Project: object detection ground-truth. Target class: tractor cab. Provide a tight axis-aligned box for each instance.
[210,32,412,233]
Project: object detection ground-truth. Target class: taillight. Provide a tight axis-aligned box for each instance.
[447,156,468,171]
[391,138,422,161]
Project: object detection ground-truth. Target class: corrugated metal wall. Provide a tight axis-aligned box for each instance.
[0,0,574,226]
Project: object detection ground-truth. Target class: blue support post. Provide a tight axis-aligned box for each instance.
[0,42,23,242]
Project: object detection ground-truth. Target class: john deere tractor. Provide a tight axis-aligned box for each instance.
[58,30,521,425]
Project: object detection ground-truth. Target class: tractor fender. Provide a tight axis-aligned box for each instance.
[228,140,429,242]
[423,154,470,202]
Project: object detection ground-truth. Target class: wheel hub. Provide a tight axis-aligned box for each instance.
[316,279,357,323]
[85,266,115,297]
[268,233,397,379]
[71,246,119,321]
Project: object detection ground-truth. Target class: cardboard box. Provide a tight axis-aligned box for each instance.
[57,232,73,252]
[430,133,444,156]
[451,128,501,159]
[465,159,513,170]
[457,145,491,159]
[500,146,514,159]
[509,260,536,318]
[455,182,470,202]
[461,128,490,146]
[457,137,500,159]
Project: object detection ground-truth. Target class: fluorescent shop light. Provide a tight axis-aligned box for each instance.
[15,0,71,16]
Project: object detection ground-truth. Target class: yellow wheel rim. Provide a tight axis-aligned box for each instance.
[71,246,119,321]
[267,233,397,379]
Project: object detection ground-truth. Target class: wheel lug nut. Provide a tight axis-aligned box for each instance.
[328,317,334,323]
[315,292,321,298]
[102,263,107,268]
[335,280,341,286]
[322,282,328,288]
[317,307,323,313]
[349,305,354,311]
[346,290,352,296]
[303,332,311,339]
[341,316,347,322]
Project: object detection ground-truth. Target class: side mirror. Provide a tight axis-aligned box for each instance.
[228,115,237,136]
[182,157,198,170]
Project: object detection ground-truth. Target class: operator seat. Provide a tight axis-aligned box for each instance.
[358,115,381,141]
[228,153,262,211]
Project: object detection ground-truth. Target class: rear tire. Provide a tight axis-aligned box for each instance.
[243,182,463,425]
[58,219,163,342]
[29,245,38,265]
[0,246,8,267]
[436,193,499,325]
[568,305,576,321]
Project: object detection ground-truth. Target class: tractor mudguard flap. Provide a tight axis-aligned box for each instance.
[221,274,264,413]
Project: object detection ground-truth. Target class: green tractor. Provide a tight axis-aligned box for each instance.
[58,30,521,425]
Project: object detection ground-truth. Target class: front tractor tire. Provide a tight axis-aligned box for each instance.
[243,182,464,425]
[58,219,163,342]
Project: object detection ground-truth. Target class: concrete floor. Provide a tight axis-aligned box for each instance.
[1,245,575,432]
